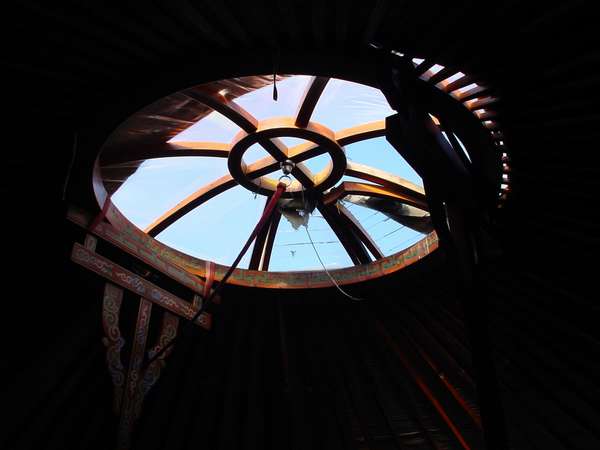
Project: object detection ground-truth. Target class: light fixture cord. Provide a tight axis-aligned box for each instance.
[272,48,279,101]
[304,224,363,302]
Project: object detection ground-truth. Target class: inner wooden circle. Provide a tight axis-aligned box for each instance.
[227,117,347,198]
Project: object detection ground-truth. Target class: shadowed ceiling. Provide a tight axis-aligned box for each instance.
[2,1,599,449]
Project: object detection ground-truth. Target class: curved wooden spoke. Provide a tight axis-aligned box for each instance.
[184,88,293,164]
[335,120,386,146]
[295,76,329,127]
[342,196,433,234]
[323,181,428,211]
[291,161,315,188]
[183,89,258,132]
[101,142,230,166]
[244,155,281,179]
[337,203,384,260]
[286,140,329,163]
[317,201,371,265]
[145,174,237,237]
[258,137,288,160]
[345,161,426,201]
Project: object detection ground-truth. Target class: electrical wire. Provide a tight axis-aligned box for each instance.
[300,187,362,301]
[304,226,363,302]
[374,224,406,241]
[276,240,337,247]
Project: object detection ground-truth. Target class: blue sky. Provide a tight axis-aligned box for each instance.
[111,76,425,271]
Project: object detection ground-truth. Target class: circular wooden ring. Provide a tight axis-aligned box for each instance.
[227,117,347,198]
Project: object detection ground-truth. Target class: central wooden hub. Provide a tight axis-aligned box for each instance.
[227,117,347,198]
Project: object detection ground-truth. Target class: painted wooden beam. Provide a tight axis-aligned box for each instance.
[71,243,211,330]
[117,298,153,450]
[70,210,209,298]
[101,283,126,414]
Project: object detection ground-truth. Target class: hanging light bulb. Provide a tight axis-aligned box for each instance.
[280,159,295,175]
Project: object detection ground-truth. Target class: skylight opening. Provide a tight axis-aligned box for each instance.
[419,64,445,81]
[269,209,353,271]
[154,184,265,268]
[435,72,465,90]
[112,157,229,230]
[450,83,486,99]
[107,67,503,279]
[311,78,395,130]
[464,96,497,110]
[343,137,423,187]
[242,143,271,165]
[412,57,425,66]
[234,75,311,121]
[169,109,240,143]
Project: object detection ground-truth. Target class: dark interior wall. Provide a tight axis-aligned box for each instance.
[2,2,599,449]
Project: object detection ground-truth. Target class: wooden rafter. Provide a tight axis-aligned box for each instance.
[136,89,427,255]
[335,120,386,146]
[345,161,426,200]
[337,203,384,260]
[184,89,315,188]
[317,201,371,265]
[323,181,428,211]
[295,76,329,128]
[442,74,476,94]
[183,89,258,132]
[427,67,455,85]
[101,142,230,166]
[145,174,237,237]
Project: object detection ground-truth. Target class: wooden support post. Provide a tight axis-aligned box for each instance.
[134,311,180,420]
[117,298,152,450]
[71,243,211,329]
[101,283,125,414]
